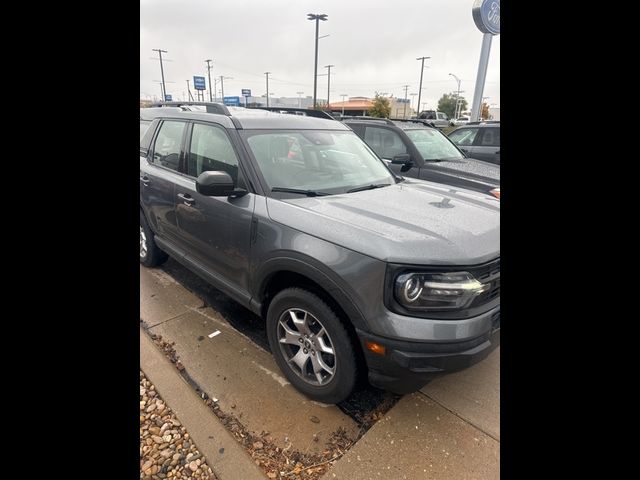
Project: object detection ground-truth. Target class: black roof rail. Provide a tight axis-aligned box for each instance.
[248,106,335,120]
[150,101,231,116]
[389,118,437,128]
[342,116,395,125]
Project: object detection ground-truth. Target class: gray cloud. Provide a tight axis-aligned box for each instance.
[141,0,500,110]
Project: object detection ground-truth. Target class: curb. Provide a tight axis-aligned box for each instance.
[140,326,266,480]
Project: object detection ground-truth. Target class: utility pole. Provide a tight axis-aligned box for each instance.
[205,59,214,102]
[219,76,232,102]
[325,65,334,109]
[186,80,194,101]
[213,78,218,102]
[264,72,271,107]
[152,49,168,100]
[297,91,304,108]
[410,93,417,116]
[448,73,462,119]
[402,84,410,118]
[415,56,430,116]
[307,14,328,109]
[340,94,348,116]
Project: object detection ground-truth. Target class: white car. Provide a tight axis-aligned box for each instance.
[453,116,470,126]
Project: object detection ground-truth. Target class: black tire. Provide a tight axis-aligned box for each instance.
[140,210,168,267]
[266,288,358,404]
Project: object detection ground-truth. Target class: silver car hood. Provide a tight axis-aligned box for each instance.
[266,179,500,265]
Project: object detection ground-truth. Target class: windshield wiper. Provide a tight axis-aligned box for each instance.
[271,187,330,197]
[346,183,391,193]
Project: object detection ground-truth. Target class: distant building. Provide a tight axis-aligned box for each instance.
[327,96,415,118]
[243,95,321,109]
[488,106,500,120]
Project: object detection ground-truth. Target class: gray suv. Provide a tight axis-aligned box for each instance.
[140,103,500,404]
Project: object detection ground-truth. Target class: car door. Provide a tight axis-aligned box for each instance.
[362,125,419,178]
[140,119,187,244]
[447,127,480,157]
[472,127,501,164]
[173,121,256,296]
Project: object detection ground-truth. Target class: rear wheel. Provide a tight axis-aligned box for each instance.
[140,210,168,267]
[266,288,358,404]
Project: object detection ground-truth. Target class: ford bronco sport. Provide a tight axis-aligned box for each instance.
[140,102,500,404]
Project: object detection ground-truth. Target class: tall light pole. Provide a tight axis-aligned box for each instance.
[410,93,417,116]
[152,49,168,100]
[307,13,328,109]
[297,91,304,108]
[449,73,462,119]
[402,84,410,118]
[416,56,430,116]
[219,76,232,102]
[325,64,334,109]
[340,94,348,116]
[205,59,214,102]
[264,72,271,107]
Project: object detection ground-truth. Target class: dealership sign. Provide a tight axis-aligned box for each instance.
[472,0,500,35]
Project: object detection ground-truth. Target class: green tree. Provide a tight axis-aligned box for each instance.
[369,93,391,118]
[481,102,490,120]
[437,92,468,119]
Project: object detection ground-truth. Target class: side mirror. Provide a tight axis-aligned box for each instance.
[391,153,412,165]
[196,171,235,197]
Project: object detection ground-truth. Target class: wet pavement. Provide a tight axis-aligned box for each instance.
[141,259,500,478]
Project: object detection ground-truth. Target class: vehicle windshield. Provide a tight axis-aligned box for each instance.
[242,130,396,195]
[404,128,464,161]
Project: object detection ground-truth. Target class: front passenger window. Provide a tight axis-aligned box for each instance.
[152,121,185,172]
[364,126,408,159]
[188,123,242,186]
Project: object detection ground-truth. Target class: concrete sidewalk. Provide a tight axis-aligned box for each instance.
[141,325,266,479]
[325,349,500,479]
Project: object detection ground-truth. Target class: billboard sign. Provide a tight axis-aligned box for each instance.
[193,76,206,91]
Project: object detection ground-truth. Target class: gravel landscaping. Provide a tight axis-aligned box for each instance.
[140,370,218,479]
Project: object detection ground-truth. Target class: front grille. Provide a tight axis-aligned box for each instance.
[469,258,500,308]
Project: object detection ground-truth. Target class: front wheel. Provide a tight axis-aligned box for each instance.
[266,288,358,404]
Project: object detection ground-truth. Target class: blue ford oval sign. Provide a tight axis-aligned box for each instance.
[473,0,500,35]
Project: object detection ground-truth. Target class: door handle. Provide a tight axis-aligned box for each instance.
[496,150,500,154]
[177,193,196,206]
[140,175,151,186]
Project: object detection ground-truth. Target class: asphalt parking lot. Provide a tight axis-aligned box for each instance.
[141,260,499,479]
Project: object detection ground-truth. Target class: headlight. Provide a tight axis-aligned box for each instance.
[394,271,489,311]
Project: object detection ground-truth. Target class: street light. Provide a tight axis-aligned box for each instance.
[449,73,462,119]
[416,56,431,116]
[307,13,328,109]
[340,94,348,116]
[264,72,271,107]
[205,59,214,102]
[410,93,417,116]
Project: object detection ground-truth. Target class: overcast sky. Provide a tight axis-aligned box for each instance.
[140,0,500,111]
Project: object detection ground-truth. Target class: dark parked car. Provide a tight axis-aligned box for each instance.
[448,122,500,165]
[140,102,500,403]
[344,117,500,199]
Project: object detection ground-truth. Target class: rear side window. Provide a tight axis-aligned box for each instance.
[152,121,185,172]
[187,123,242,186]
[479,128,500,146]
[448,128,479,146]
[364,126,408,159]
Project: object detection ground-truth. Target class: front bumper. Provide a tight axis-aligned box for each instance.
[358,312,500,394]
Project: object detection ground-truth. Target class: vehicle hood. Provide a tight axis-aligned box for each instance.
[266,179,500,265]
[424,157,500,188]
